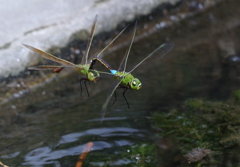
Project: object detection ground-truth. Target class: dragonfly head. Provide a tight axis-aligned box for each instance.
[129,78,142,90]
[88,70,100,82]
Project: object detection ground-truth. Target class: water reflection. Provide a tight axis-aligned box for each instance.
[58,127,144,144]
[0,152,20,159]
[22,127,152,166]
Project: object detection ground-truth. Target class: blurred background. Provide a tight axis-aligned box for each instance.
[1,0,240,166]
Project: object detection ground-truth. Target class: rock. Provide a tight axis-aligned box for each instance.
[184,147,212,163]
[0,0,177,77]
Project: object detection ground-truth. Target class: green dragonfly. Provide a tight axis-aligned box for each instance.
[23,15,127,96]
[92,22,174,122]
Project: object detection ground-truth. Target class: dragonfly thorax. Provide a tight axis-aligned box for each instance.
[75,64,100,82]
[116,72,142,90]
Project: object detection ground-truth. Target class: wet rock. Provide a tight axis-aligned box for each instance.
[184,147,212,163]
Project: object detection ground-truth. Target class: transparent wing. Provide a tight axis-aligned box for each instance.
[88,69,113,78]
[118,22,137,72]
[23,44,75,66]
[28,65,78,73]
[28,65,77,70]
[28,65,64,70]
[129,42,174,73]
[82,14,98,65]
[92,69,112,75]
[101,79,122,123]
[91,24,129,60]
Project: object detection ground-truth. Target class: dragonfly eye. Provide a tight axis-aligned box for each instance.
[135,78,142,90]
[129,78,141,90]
[138,83,142,89]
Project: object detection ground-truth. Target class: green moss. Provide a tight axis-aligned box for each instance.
[124,143,157,167]
[151,90,240,166]
[81,143,157,167]
[183,98,204,110]
[232,90,240,102]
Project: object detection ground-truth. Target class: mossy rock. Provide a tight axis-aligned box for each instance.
[151,90,240,166]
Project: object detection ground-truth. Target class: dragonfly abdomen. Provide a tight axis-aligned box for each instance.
[93,57,113,70]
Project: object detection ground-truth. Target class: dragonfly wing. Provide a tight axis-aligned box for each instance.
[129,42,174,73]
[28,65,66,73]
[91,69,113,77]
[82,14,98,65]
[101,79,122,123]
[118,22,137,72]
[23,44,75,66]
[90,25,129,62]
[28,64,78,73]
[28,65,62,70]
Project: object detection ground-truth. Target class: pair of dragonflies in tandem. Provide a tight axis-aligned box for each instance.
[23,15,174,122]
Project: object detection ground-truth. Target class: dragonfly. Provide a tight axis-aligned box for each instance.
[92,22,174,122]
[23,14,127,97]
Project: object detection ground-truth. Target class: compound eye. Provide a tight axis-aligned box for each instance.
[132,81,136,86]
[138,83,142,87]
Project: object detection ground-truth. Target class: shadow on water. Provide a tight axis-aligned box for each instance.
[2,0,240,166]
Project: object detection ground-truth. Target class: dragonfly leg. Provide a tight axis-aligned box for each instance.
[123,88,130,109]
[79,77,90,97]
[113,90,117,105]
[84,80,90,97]
[79,78,83,97]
